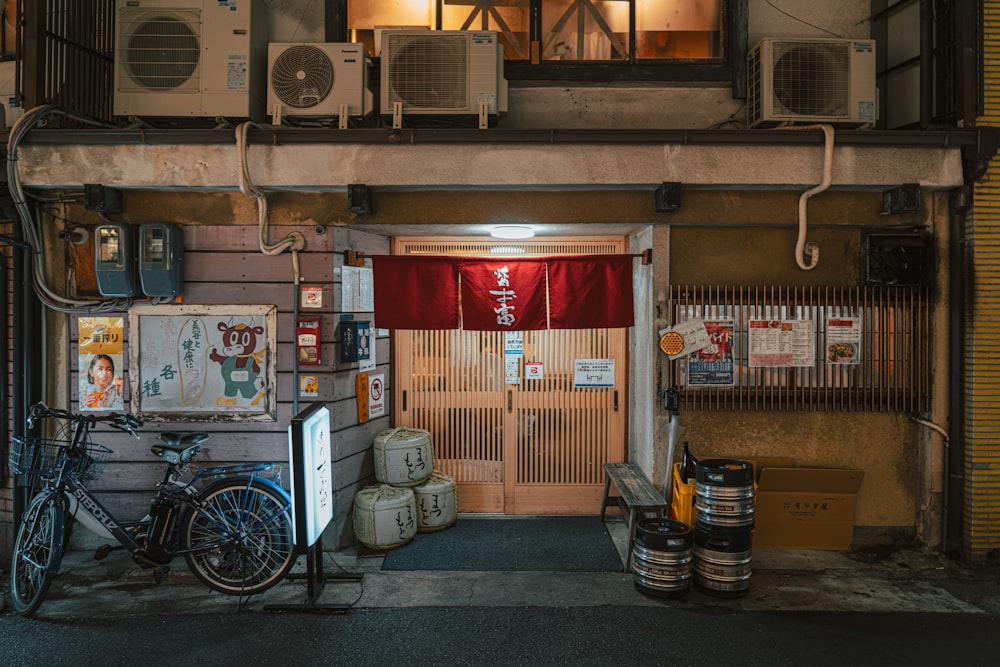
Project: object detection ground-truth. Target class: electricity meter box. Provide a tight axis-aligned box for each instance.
[139,223,184,297]
[95,223,138,297]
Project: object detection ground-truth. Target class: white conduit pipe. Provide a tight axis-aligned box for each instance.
[235,122,306,265]
[781,124,835,271]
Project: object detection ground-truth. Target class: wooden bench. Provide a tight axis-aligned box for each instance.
[600,462,669,573]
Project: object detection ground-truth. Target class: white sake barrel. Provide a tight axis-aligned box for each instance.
[353,484,417,550]
[374,427,434,487]
[413,471,458,533]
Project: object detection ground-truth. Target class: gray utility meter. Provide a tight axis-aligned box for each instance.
[94,223,138,297]
[139,222,184,297]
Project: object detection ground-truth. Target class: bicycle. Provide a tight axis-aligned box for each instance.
[7,402,297,616]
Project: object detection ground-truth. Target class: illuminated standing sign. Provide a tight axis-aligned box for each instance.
[288,403,334,554]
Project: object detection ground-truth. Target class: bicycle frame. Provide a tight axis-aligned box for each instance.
[10,402,297,614]
[41,462,287,576]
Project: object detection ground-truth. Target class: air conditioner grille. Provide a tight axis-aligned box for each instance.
[771,41,849,117]
[119,11,201,92]
[271,45,335,108]
[387,34,468,109]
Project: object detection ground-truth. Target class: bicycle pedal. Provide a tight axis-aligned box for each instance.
[153,566,170,585]
[93,544,121,561]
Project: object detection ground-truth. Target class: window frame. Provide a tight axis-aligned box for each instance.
[344,0,747,92]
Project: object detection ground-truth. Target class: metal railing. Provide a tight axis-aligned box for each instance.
[665,284,931,412]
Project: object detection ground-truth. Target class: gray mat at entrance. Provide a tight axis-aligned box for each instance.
[381,516,623,572]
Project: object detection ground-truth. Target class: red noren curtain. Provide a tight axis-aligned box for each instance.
[372,255,634,330]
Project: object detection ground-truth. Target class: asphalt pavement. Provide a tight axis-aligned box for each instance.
[2,519,999,666]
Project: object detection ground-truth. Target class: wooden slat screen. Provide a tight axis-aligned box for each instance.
[666,285,931,412]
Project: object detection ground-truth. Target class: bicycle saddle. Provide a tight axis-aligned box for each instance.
[152,432,210,465]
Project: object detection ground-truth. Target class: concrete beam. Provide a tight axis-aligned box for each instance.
[15,142,965,191]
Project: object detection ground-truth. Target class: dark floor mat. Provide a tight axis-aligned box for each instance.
[381,516,623,572]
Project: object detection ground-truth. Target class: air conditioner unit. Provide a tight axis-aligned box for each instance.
[267,43,374,122]
[114,0,266,120]
[380,30,507,121]
[748,38,877,129]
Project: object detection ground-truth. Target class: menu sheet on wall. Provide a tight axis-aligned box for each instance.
[826,316,862,365]
[748,319,815,368]
[129,305,277,419]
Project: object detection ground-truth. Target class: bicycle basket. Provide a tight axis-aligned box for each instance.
[8,436,113,481]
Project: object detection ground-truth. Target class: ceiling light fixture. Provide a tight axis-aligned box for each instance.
[490,225,535,240]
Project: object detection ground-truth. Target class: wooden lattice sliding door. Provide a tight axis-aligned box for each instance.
[392,238,628,514]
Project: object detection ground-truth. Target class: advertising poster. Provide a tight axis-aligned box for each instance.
[658,318,711,359]
[826,316,862,365]
[78,317,125,411]
[748,319,815,368]
[129,305,276,420]
[687,320,735,387]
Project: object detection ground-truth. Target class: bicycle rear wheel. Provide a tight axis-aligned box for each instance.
[180,477,295,596]
[10,492,63,616]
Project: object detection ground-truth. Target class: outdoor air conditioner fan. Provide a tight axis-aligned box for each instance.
[387,35,468,110]
[266,43,373,122]
[748,38,877,128]
[771,41,848,117]
[270,44,335,110]
[114,0,267,120]
[380,30,507,123]
[120,12,201,92]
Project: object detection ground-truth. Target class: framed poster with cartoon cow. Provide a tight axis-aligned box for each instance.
[128,304,278,421]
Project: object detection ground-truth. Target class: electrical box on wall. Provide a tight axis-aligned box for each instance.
[139,222,184,297]
[94,223,138,297]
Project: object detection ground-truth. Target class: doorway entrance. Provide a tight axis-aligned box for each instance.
[392,238,628,514]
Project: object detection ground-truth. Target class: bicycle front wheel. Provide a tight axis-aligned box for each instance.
[180,478,295,596]
[10,492,63,616]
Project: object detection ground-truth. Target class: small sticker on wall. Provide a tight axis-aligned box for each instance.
[525,361,543,379]
[300,375,318,398]
[300,286,323,309]
[227,56,248,90]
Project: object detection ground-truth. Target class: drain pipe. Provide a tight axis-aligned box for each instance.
[909,415,949,550]
[780,124,835,270]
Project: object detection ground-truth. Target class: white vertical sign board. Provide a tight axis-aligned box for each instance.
[342,266,374,312]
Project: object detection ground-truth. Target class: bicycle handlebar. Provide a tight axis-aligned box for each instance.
[28,401,144,438]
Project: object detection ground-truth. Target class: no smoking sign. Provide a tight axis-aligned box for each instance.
[368,373,385,418]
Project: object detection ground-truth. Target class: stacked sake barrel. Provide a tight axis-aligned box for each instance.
[353,427,457,550]
[691,459,755,598]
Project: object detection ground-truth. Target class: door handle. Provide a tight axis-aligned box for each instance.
[508,390,512,413]
[402,390,407,412]
[614,390,619,412]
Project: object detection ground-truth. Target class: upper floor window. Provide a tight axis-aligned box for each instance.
[348,0,736,81]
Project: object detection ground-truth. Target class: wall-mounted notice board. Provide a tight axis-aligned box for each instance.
[128,304,277,421]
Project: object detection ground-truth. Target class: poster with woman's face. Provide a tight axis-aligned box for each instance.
[79,317,125,411]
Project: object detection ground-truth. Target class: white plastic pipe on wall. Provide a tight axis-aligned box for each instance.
[780,124,835,271]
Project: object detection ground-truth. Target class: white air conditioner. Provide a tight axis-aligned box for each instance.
[748,38,877,129]
[114,0,266,120]
[380,30,507,119]
[267,43,374,121]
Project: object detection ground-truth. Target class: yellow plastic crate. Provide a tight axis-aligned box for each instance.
[670,462,697,526]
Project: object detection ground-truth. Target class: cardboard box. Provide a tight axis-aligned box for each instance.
[752,468,865,550]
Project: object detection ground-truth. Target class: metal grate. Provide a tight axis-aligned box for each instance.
[26,0,117,122]
[117,9,201,93]
[386,34,468,110]
[665,285,931,412]
[770,40,850,117]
